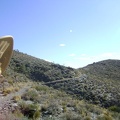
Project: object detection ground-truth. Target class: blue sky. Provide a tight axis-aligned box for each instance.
[0,0,120,68]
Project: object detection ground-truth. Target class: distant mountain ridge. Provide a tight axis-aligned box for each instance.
[81,59,120,81]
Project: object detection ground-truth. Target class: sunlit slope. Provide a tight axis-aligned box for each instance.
[8,50,77,82]
[7,50,120,108]
[46,60,120,108]
[81,59,120,81]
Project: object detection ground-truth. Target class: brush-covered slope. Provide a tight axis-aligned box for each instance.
[7,51,120,109]
[80,60,120,107]
[1,50,120,119]
[47,60,120,108]
[82,59,120,81]
[8,50,77,82]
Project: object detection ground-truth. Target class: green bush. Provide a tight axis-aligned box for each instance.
[84,116,91,120]
[97,114,113,120]
[22,89,39,102]
[35,85,48,92]
[33,110,41,120]
[20,102,40,119]
[63,111,82,120]
[108,106,120,113]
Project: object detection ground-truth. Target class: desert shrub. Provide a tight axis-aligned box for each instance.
[3,87,14,95]
[35,85,48,92]
[85,104,102,115]
[84,116,91,120]
[97,114,113,120]
[41,103,49,112]
[111,112,120,120]
[13,95,21,102]
[13,109,24,118]
[33,110,41,120]
[63,111,82,120]
[108,106,120,113]
[19,102,40,119]
[0,111,29,120]
[24,104,40,119]
[63,105,67,112]
[22,89,39,102]
[8,79,14,85]
[19,101,27,111]
[55,90,67,98]
[47,102,61,115]
[14,87,19,92]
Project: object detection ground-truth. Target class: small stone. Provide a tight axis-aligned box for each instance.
[12,103,18,107]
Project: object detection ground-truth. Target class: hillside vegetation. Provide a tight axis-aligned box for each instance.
[1,50,119,120]
[47,60,120,108]
[8,50,78,82]
[7,50,120,108]
[82,59,120,81]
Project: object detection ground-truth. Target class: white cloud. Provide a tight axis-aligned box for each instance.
[70,30,72,33]
[74,52,120,67]
[64,52,120,68]
[59,44,66,47]
[94,52,120,60]
[69,53,76,57]
[77,52,120,61]
[45,59,52,62]
[81,54,87,56]
[64,61,78,68]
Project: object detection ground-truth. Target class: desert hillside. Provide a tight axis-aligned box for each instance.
[7,50,120,108]
[0,50,119,120]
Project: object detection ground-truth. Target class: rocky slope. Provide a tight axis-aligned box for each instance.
[47,60,120,108]
[7,51,120,108]
[1,50,119,119]
[8,50,77,82]
[3,51,120,110]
